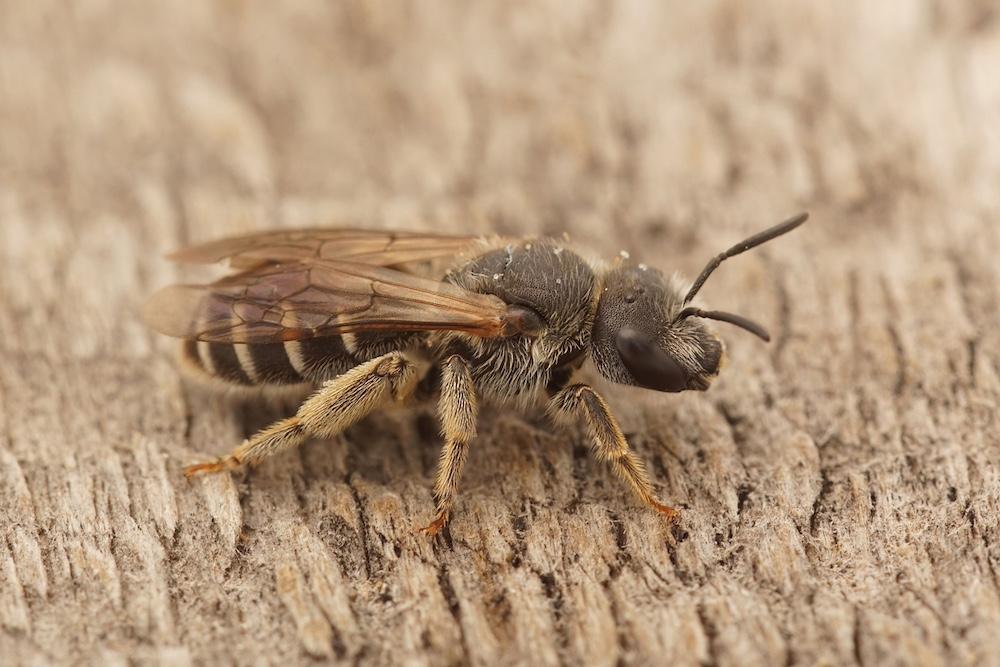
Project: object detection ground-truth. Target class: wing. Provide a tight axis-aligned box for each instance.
[167,228,486,269]
[144,259,510,344]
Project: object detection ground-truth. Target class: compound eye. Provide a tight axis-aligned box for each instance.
[504,304,546,337]
[615,328,688,392]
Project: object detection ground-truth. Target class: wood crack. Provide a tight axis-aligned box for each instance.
[878,275,907,398]
[348,478,374,580]
[696,602,720,667]
[434,562,471,663]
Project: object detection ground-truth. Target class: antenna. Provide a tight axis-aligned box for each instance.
[682,212,808,306]
[675,307,770,341]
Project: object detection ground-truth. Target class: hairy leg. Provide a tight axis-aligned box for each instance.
[548,383,678,521]
[421,355,478,536]
[185,351,417,476]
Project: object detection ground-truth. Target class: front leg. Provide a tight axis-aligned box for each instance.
[548,383,679,521]
[421,355,478,536]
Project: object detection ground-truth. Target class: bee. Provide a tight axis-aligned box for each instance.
[145,212,808,534]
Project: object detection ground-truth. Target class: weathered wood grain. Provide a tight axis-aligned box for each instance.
[2,2,999,665]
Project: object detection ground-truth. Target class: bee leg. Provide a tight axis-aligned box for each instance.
[548,383,679,522]
[184,352,417,477]
[421,355,477,536]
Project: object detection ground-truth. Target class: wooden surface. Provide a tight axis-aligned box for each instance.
[2,2,1000,665]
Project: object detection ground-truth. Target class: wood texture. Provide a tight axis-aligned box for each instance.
[2,2,1000,665]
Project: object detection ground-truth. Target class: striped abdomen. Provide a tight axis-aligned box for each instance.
[181,337,357,386]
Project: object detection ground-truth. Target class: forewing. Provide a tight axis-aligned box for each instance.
[168,229,486,269]
[144,260,509,344]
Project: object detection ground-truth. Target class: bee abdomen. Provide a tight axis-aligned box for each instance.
[181,339,255,385]
[284,338,357,383]
[180,337,356,386]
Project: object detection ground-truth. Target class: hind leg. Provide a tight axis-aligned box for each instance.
[185,351,418,476]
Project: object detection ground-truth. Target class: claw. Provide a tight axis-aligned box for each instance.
[184,456,239,478]
[419,512,449,537]
[650,500,681,523]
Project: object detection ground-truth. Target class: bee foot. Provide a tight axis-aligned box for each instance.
[184,456,239,477]
[651,501,681,523]
[419,513,449,537]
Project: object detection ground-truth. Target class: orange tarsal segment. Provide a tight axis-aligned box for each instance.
[183,457,240,477]
[419,514,450,537]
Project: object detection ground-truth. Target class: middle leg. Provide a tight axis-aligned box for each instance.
[421,355,478,536]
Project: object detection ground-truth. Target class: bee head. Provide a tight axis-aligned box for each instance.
[591,262,728,392]
[590,213,807,393]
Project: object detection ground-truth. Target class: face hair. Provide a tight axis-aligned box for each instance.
[675,307,771,342]
[682,212,809,307]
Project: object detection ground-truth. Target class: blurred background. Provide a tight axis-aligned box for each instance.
[4,3,999,245]
[2,2,1000,666]
[3,2,1000,361]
